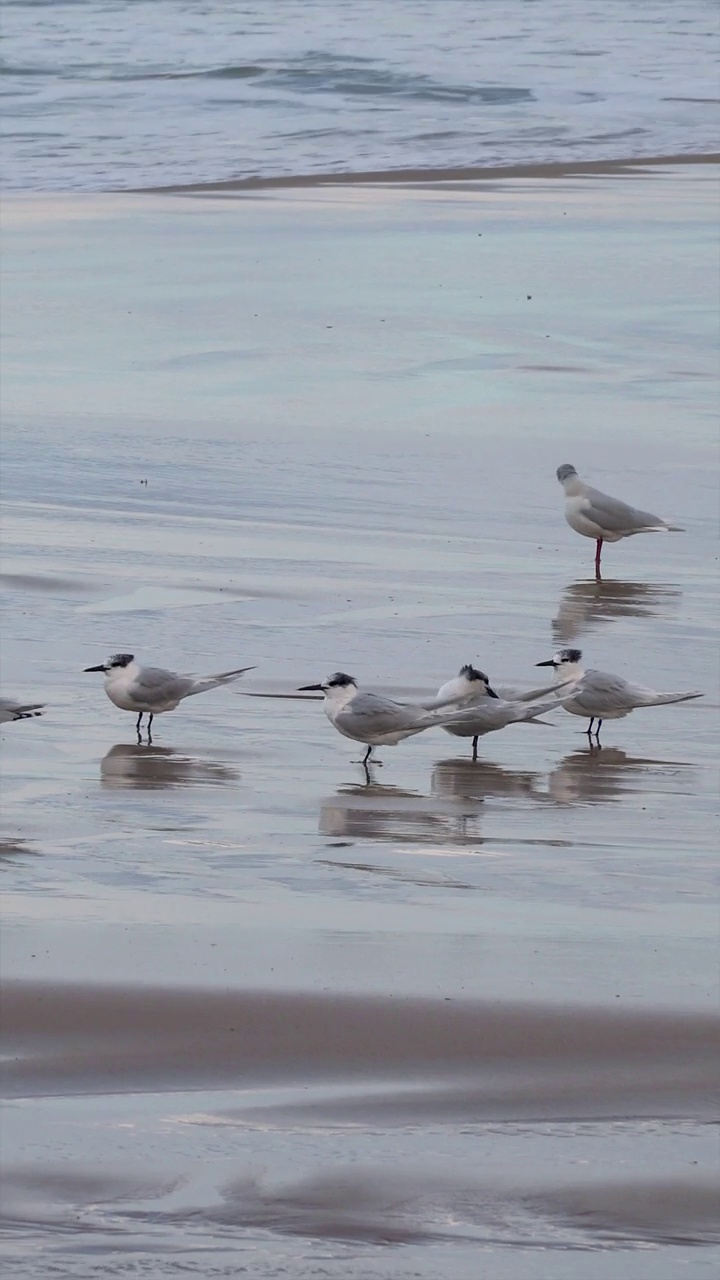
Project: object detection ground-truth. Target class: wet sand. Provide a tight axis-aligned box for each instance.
[143,150,720,193]
[1,163,719,1277]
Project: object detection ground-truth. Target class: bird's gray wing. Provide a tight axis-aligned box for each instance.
[446,696,560,730]
[0,698,44,721]
[127,667,195,703]
[337,692,427,733]
[440,703,509,731]
[582,485,664,532]
[566,670,642,713]
[496,679,571,703]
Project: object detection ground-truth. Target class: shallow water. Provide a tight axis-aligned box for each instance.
[1,171,719,1276]
[2,0,719,190]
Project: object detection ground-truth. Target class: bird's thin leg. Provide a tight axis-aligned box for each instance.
[586,718,595,737]
[472,735,479,762]
[594,719,602,743]
[594,538,603,580]
[136,712,143,733]
[146,712,154,745]
[362,745,372,766]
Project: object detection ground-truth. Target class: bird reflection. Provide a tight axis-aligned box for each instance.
[431,757,542,803]
[547,747,693,805]
[552,579,681,645]
[319,777,484,844]
[100,743,239,790]
[0,836,38,861]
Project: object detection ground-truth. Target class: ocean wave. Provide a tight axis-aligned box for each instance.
[2,0,718,190]
[2,55,534,107]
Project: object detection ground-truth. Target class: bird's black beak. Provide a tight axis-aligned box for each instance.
[535,660,555,668]
[298,683,324,692]
[486,684,500,698]
[84,664,107,673]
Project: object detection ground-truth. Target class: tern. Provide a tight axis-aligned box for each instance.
[84,653,255,739]
[433,665,561,760]
[434,663,569,707]
[536,648,702,740]
[0,697,45,724]
[298,672,484,767]
[556,464,683,579]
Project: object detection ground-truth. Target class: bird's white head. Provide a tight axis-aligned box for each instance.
[298,671,358,709]
[84,652,135,675]
[437,663,499,703]
[535,648,584,681]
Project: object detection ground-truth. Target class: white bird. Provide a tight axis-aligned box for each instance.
[84,653,255,739]
[556,464,683,579]
[0,697,44,724]
[297,672,484,767]
[535,648,703,741]
[433,665,561,760]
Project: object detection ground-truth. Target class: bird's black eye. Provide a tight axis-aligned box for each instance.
[109,653,134,668]
[327,672,355,688]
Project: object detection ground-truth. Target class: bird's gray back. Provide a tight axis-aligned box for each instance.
[569,669,643,711]
[582,483,663,532]
[128,666,194,702]
[345,691,425,728]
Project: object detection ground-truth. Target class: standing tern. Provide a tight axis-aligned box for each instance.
[536,648,702,741]
[297,672,483,767]
[84,653,255,740]
[0,697,45,724]
[433,666,561,760]
[556,464,683,579]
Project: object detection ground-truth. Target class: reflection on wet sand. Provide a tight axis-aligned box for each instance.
[4,982,717,1103]
[100,743,239,790]
[432,757,542,803]
[0,837,37,861]
[181,1168,720,1249]
[552,579,681,644]
[319,779,483,844]
[547,748,694,805]
[2,984,718,1255]
[3,1162,717,1251]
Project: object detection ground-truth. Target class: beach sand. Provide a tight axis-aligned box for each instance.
[1,162,718,1277]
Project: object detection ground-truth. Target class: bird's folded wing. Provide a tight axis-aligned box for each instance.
[127,668,193,702]
[565,671,642,712]
[0,699,44,715]
[582,485,663,532]
[440,704,509,730]
[498,678,574,703]
[338,692,437,732]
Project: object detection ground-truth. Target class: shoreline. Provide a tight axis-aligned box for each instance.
[1,154,716,211]
[136,150,720,195]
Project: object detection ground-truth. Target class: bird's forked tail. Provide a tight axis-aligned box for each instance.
[186,666,256,697]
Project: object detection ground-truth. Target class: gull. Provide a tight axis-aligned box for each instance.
[433,665,561,760]
[297,672,483,767]
[0,697,44,724]
[556,464,683,579]
[84,653,255,740]
[536,648,703,741]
